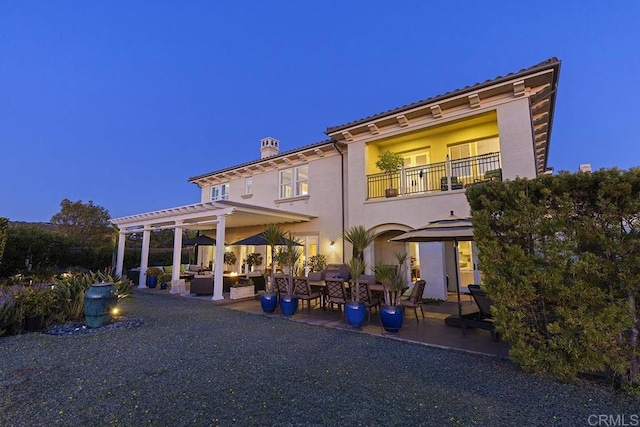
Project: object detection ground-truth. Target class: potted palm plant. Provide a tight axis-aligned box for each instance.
[375,252,409,333]
[279,232,302,317]
[260,224,286,313]
[342,225,375,328]
[376,150,404,197]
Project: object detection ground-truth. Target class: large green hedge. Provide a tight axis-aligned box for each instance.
[467,168,640,389]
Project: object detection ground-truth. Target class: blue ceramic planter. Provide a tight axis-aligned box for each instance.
[380,305,404,333]
[147,276,158,288]
[279,295,298,317]
[345,301,367,328]
[260,293,278,313]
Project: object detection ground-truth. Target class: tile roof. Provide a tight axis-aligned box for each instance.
[188,139,336,183]
[325,57,561,134]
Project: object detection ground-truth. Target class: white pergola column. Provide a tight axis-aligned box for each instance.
[170,223,185,294]
[212,215,227,301]
[139,228,151,289]
[115,231,126,277]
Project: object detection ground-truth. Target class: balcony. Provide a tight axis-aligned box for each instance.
[367,152,502,199]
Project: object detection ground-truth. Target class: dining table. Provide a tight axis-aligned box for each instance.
[308,280,327,308]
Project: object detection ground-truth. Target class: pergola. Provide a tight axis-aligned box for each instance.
[111,200,314,300]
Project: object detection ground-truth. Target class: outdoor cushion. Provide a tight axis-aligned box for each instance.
[402,286,414,298]
[164,266,173,274]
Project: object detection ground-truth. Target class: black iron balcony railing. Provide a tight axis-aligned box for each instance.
[367,152,502,199]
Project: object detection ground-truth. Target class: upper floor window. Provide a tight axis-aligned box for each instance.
[211,183,229,201]
[279,165,308,199]
[245,177,253,195]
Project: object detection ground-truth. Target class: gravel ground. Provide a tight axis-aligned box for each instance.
[1,291,637,426]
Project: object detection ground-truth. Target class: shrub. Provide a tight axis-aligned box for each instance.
[51,270,131,323]
[467,168,640,390]
[308,254,327,272]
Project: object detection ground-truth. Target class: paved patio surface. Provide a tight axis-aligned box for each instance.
[145,286,510,358]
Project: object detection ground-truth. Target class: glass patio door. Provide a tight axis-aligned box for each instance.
[403,150,431,193]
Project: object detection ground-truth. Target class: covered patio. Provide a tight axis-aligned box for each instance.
[112,200,314,300]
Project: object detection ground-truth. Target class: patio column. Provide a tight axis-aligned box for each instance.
[115,230,126,277]
[212,214,227,301]
[420,242,447,300]
[363,244,374,276]
[170,223,184,294]
[139,228,151,289]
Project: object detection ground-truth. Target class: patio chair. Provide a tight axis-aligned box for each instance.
[467,284,493,320]
[440,176,464,191]
[352,280,381,321]
[466,284,499,341]
[324,278,348,312]
[274,275,289,295]
[400,279,426,322]
[294,276,322,310]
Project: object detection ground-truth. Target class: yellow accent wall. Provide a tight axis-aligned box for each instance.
[366,112,499,174]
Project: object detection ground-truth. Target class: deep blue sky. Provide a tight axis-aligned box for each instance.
[2,1,639,222]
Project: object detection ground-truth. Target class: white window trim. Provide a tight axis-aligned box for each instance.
[211,183,229,201]
[278,165,308,200]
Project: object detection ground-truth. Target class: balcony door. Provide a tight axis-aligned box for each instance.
[402,150,431,193]
[448,137,500,181]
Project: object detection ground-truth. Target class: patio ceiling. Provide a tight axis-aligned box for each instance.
[111,200,315,232]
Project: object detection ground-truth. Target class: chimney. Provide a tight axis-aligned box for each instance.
[260,137,280,159]
[579,163,592,173]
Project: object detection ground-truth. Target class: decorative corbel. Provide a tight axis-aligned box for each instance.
[396,115,409,127]
[468,94,481,109]
[513,80,525,97]
[430,105,443,119]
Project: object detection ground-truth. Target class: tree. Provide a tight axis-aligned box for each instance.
[50,199,112,246]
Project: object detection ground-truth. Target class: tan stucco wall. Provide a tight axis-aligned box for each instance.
[198,151,345,265]
[496,99,537,179]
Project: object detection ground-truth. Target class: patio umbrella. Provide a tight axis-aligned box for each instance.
[230,233,302,246]
[182,235,217,246]
[182,235,218,267]
[390,210,474,320]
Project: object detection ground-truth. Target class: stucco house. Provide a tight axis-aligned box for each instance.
[112,57,561,301]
